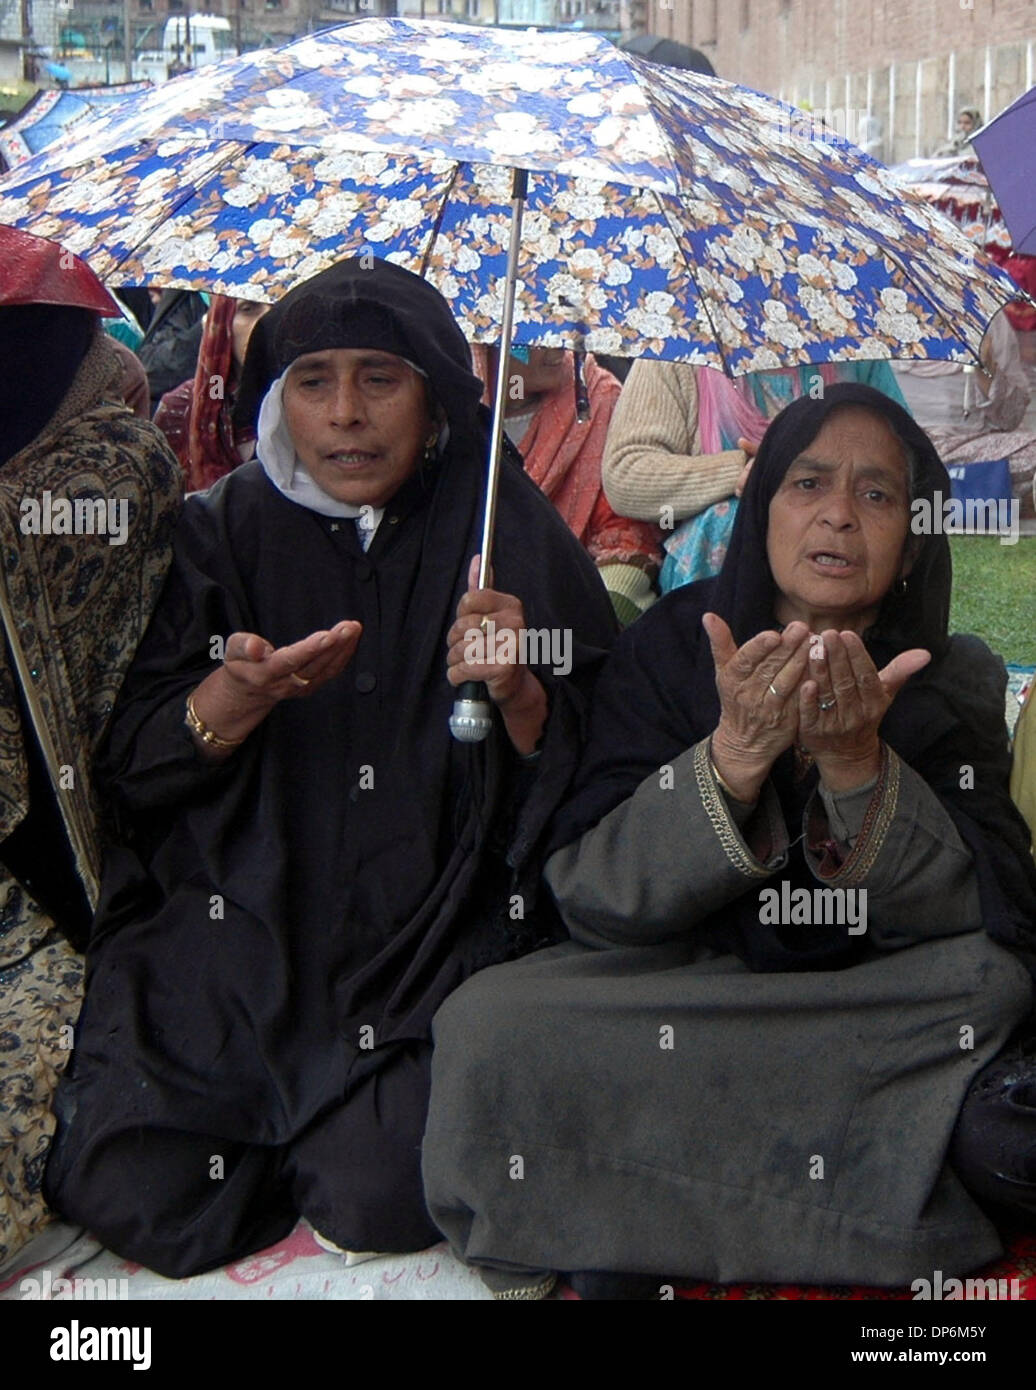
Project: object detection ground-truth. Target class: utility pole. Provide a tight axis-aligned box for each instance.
[20,0,33,82]
[124,0,132,80]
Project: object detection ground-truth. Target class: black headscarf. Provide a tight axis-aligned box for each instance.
[234,257,486,458]
[550,383,1036,976]
[0,304,96,466]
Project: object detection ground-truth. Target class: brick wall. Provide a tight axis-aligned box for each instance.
[638,0,1036,162]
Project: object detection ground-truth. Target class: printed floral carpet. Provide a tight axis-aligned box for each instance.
[4,1220,1034,1301]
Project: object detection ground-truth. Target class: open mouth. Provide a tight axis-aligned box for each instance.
[808,551,854,570]
[327,451,377,466]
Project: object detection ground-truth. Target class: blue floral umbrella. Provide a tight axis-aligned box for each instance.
[0,18,1022,377]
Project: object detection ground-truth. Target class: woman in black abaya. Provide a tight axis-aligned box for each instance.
[43,257,616,1278]
[422,383,1036,1298]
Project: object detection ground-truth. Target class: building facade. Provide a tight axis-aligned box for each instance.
[56,0,620,66]
[629,0,1036,164]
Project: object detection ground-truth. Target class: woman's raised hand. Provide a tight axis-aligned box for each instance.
[188,620,362,758]
[704,612,812,804]
[222,623,362,703]
[734,437,758,498]
[798,630,930,791]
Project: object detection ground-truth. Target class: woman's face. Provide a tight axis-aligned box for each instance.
[231,300,269,373]
[282,347,435,509]
[509,347,568,400]
[766,406,914,635]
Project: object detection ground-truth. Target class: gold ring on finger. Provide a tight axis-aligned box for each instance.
[819,696,836,711]
[480,615,490,631]
[768,682,780,698]
[291,673,311,688]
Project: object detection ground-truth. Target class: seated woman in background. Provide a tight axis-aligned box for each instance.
[422,383,1036,1300]
[892,309,1036,517]
[43,256,616,1280]
[602,358,909,590]
[471,345,661,628]
[154,296,269,492]
[0,229,180,1272]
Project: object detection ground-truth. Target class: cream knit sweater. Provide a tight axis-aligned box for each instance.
[602,359,748,524]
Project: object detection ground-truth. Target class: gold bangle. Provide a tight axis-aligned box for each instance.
[709,739,756,806]
[185,691,244,749]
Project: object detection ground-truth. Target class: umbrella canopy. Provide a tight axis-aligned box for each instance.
[0,18,1021,373]
[0,82,153,173]
[972,84,1036,257]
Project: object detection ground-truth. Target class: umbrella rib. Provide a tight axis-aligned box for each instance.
[418,162,462,279]
[102,137,260,281]
[878,238,993,369]
[652,189,734,376]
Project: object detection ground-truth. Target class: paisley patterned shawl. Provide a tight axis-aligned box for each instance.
[0,328,181,1269]
[0,328,183,964]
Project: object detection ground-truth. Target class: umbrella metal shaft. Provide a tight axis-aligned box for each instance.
[477,166,528,589]
[449,167,528,744]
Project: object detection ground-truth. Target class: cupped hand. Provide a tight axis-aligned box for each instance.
[223,621,363,705]
[798,629,930,789]
[704,612,812,800]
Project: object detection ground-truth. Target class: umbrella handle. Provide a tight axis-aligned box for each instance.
[448,680,494,743]
[451,167,529,743]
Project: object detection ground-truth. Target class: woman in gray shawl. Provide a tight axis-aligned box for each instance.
[421,384,1036,1299]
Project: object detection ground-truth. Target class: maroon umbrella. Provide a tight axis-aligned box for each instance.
[0,224,121,315]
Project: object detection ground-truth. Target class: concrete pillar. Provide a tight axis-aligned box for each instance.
[914,58,921,155]
[888,62,895,163]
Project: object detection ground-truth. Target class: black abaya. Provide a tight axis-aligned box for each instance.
[44,420,616,1275]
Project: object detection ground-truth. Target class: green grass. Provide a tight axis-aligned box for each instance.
[948,535,1036,668]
